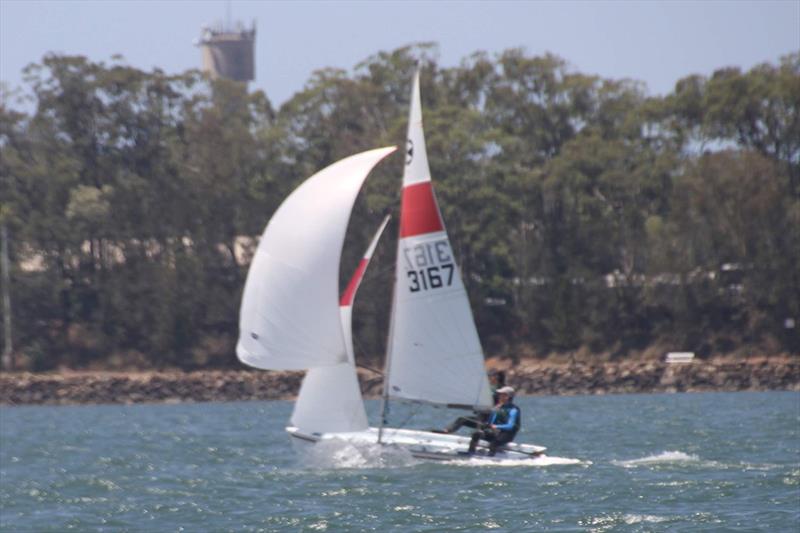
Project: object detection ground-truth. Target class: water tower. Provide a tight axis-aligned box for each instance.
[196,20,256,82]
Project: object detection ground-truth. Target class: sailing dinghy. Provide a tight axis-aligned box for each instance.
[237,71,547,461]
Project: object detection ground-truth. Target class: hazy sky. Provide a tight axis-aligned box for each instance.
[1,0,798,108]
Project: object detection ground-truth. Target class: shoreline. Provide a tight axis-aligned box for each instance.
[1,357,797,406]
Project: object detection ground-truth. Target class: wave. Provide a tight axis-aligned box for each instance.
[613,451,790,472]
[583,513,673,528]
[612,450,700,468]
[622,513,670,524]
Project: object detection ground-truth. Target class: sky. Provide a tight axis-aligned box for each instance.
[1,0,798,110]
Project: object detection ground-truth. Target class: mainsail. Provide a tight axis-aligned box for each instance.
[290,215,390,434]
[384,70,492,409]
[237,147,396,371]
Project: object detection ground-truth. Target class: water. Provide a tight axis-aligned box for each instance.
[1,392,798,531]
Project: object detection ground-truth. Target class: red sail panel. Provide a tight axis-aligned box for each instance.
[340,258,368,307]
[399,181,444,238]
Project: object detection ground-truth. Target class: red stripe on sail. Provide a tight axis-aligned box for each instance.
[400,181,444,238]
[340,258,368,307]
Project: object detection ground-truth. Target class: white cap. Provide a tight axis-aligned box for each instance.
[496,386,515,396]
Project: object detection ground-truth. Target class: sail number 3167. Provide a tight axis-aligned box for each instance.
[403,239,455,293]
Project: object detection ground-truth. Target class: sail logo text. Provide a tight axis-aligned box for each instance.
[402,239,455,292]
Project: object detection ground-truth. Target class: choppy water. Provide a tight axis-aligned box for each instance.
[1,391,798,531]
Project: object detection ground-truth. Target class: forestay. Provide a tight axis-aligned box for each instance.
[384,71,492,409]
[237,147,396,371]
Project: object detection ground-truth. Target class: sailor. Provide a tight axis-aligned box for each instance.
[468,386,520,456]
[440,370,507,434]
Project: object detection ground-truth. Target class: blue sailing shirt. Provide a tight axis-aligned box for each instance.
[489,403,520,432]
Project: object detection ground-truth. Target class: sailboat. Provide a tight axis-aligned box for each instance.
[237,70,547,460]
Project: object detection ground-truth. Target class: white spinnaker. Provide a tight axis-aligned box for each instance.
[237,147,396,371]
[290,216,390,434]
[384,70,492,409]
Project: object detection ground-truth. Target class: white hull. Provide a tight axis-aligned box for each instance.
[286,426,546,461]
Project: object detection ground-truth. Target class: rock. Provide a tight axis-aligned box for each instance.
[0,360,797,405]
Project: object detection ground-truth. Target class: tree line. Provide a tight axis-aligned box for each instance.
[1,43,798,371]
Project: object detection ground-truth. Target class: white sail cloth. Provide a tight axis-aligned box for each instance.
[237,147,396,371]
[384,70,492,409]
[289,352,368,434]
[290,216,390,434]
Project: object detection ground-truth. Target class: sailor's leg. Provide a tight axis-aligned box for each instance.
[446,416,479,433]
[475,429,495,456]
[462,418,480,430]
[488,431,514,456]
[468,430,484,454]
[445,417,467,432]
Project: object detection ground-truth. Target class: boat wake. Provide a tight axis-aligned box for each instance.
[296,440,418,470]
[447,455,587,467]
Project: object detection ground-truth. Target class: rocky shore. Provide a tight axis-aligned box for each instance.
[1,357,797,406]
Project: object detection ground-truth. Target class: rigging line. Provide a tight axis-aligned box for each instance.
[389,401,422,430]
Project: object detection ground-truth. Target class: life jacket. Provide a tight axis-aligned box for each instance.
[492,406,507,424]
[494,402,521,437]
